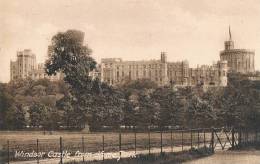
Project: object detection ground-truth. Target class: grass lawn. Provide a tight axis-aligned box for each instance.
[0,130,212,162]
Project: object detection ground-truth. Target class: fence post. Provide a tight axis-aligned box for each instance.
[203,130,206,148]
[60,137,63,164]
[119,131,121,158]
[257,129,259,142]
[7,140,9,164]
[245,130,247,144]
[102,135,105,161]
[148,128,151,154]
[82,136,85,162]
[247,130,249,144]
[36,139,39,164]
[190,130,193,149]
[134,129,137,154]
[160,129,163,154]
[231,128,235,149]
[171,129,173,152]
[238,128,242,147]
[181,131,184,151]
[255,129,258,143]
[211,128,214,153]
[197,130,200,149]
[256,129,258,143]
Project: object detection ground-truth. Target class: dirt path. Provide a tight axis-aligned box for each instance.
[10,145,191,164]
[9,143,232,164]
[184,150,260,164]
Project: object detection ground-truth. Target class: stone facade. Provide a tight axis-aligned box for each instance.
[100,52,228,87]
[220,28,255,74]
[10,49,36,80]
[100,53,168,86]
[10,49,62,81]
[29,63,63,81]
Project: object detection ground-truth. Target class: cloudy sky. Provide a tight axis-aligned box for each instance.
[0,0,260,82]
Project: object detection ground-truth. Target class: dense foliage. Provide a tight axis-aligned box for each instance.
[0,79,66,129]
[1,74,260,130]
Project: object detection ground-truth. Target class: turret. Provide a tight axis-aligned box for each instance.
[161,52,167,63]
[224,26,234,50]
[218,60,228,86]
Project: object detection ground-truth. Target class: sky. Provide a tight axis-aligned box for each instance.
[0,0,260,82]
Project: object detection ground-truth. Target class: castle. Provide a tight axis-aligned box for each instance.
[100,28,256,87]
[10,28,256,86]
[10,49,62,81]
[100,53,228,87]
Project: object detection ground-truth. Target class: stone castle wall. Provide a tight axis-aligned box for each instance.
[100,53,228,87]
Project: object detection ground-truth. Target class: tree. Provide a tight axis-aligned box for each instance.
[87,81,126,130]
[45,30,97,127]
[216,73,260,128]
[45,30,96,90]
[0,83,13,129]
[118,79,158,128]
[151,87,184,127]
[4,104,26,129]
[28,103,48,127]
[185,95,216,128]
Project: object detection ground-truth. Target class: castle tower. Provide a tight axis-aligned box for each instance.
[160,52,168,85]
[218,60,228,86]
[161,52,167,63]
[10,49,37,80]
[220,27,255,74]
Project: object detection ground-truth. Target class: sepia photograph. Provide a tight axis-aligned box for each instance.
[0,0,260,163]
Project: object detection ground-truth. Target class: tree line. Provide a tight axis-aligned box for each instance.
[1,74,260,131]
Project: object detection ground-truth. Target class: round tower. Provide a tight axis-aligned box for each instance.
[220,26,255,74]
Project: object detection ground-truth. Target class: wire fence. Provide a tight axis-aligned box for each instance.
[1,127,259,164]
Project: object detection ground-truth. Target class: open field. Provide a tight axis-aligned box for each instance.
[0,130,212,163]
[0,130,212,149]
